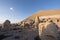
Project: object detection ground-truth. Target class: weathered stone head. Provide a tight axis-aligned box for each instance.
[3,20,11,31]
[39,21,58,40]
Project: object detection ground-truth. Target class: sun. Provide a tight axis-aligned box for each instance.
[10,7,14,11]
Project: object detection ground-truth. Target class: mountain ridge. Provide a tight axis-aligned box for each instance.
[22,10,60,22]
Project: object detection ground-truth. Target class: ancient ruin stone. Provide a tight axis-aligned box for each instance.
[35,16,40,24]
[24,23,30,29]
[29,19,34,26]
[39,22,58,40]
[34,16,40,29]
[20,22,25,28]
[38,23,45,37]
[22,22,25,27]
[3,20,11,31]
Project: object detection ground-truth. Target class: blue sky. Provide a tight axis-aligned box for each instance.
[0,0,60,23]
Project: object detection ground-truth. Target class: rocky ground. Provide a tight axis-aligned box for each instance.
[0,28,38,40]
